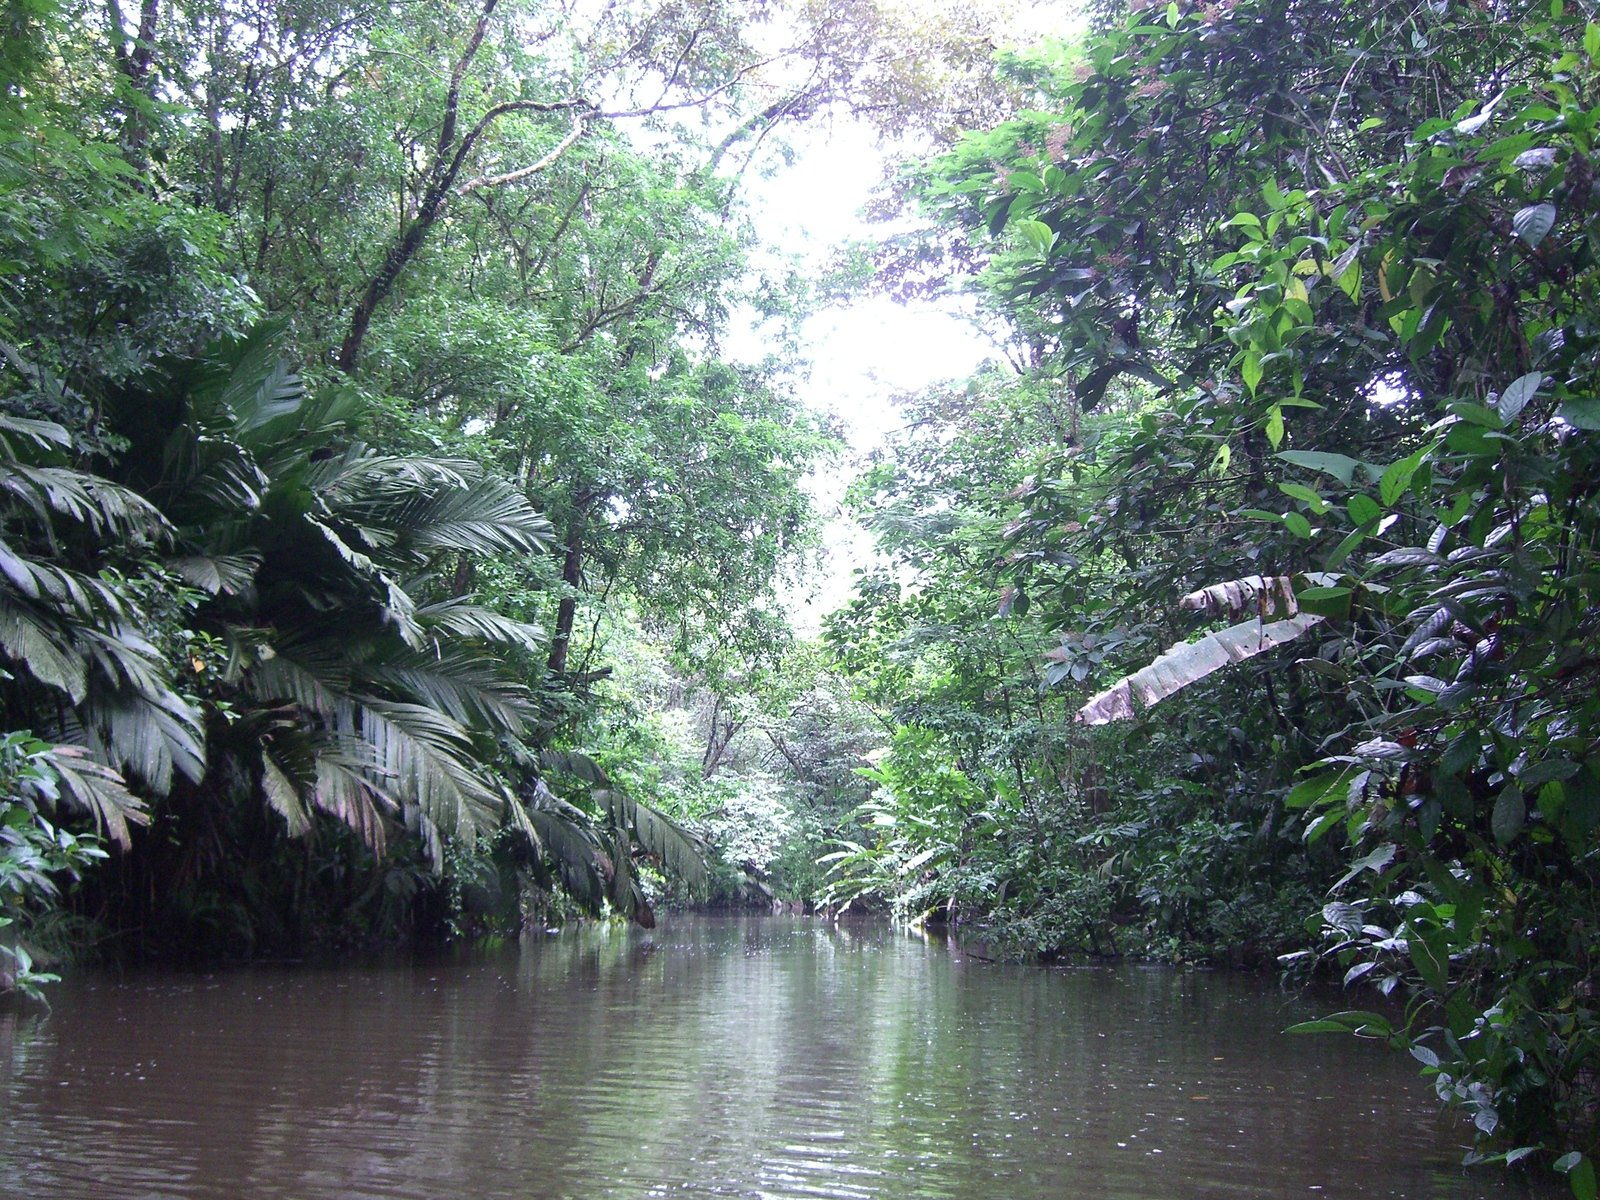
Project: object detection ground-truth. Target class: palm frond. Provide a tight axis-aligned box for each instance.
[0,462,169,542]
[166,553,260,597]
[539,748,611,788]
[44,744,147,849]
[186,322,307,440]
[307,515,378,576]
[606,834,651,926]
[311,752,393,853]
[0,415,71,458]
[247,639,355,709]
[77,624,175,700]
[79,688,206,792]
[415,596,545,653]
[0,597,88,699]
[260,751,312,837]
[0,541,131,617]
[522,780,606,910]
[599,789,709,895]
[387,473,555,556]
[356,698,506,848]
[308,448,475,501]
[315,454,554,558]
[360,646,534,733]
[160,430,269,515]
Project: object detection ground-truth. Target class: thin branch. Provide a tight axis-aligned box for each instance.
[596,51,783,121]
[458,110,588,195]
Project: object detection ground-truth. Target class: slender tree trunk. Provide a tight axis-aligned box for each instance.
[337,209,441,371]
[545,518,584,676]
[107,0,160,160]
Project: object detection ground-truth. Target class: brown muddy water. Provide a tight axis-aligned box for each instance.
[0,916,1562,1199]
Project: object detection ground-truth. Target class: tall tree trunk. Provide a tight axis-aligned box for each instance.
[329,0,588,372]
[107,0,160,160]
[545,518,584,677]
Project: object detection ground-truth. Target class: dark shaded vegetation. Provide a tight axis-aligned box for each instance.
[810,0,1600,1188]
[5,0,1600,1188]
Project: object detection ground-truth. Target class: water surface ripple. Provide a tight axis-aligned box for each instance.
[0,916,1558,1199]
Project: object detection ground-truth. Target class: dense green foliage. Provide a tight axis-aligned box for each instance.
[0,0,1023,973]
[8,0,1600,1181]
[815,0,1600,1183]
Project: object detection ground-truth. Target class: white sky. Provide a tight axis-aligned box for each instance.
[723,117,1003,630]
[727,118,997,451]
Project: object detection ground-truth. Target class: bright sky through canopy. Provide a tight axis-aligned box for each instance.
[728,117,996,452]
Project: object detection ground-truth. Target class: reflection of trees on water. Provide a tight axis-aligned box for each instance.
[0,921,1527,1199]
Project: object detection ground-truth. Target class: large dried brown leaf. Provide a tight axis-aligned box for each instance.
[1077,613,1325,725]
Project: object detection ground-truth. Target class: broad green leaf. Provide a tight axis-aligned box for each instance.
[1408,923,1449,991]
[1286,1009,1395,1038]
[1512,202,1557,248]
[1278,450,1364,485]
[1410,1044,1441,1068]
[1337,260,1361,301]
[1242,353,1264,395]
[1279,482,1329,513]
[1013,219,1056,256]
[1266,404,1285,448]
[1285,768,1357,809]
[1557,1153,1599,1200]
[1379,443,1434,507]
[1492,786,1526,844]
[1332,842,1395,891]
[1497,372,1543,422]
[1304,808,1346,843]
[1559,398,1600,430]
[1296,585,1352,618]
[1348,494,1382,525]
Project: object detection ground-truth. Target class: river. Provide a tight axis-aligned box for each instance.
[0,916,1560,1199]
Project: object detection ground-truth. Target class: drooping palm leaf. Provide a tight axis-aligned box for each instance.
[598,789,710,896]
[415,596,545,653]
[0,462,169,541]
[361,645,535,733]
[384,473,556,557]
[88,329,558,867]
[0,598,88,699]
[44,744,147,849]
[0,542,130,615]
[522,780,607,910]
[0,414,71,458]
[313,452,554,559]
[166,553,260,597]
[539,748,611,788]
[182,322,307,441]
[356,697,507,840]
[259,749,312,838]
[311,751,393,854]
[77,686,206,792]
[158,431,269,517]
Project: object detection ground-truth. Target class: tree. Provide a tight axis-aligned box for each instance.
[890,0,1600,1174]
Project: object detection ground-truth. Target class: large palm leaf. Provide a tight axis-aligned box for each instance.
[0,410,202,822]
[99,329,556,865]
